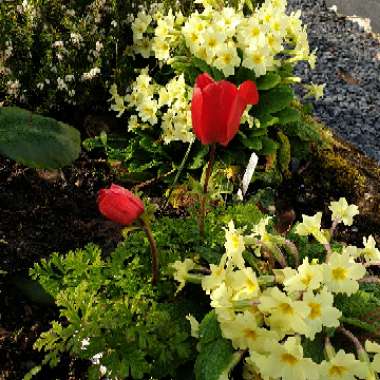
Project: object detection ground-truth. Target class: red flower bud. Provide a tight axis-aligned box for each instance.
[97,184,144,225]
[191,73,259,146]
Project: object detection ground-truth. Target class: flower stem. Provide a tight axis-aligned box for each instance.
[337,326,367,359]
[140,218,159,285]
[199,143,216,239]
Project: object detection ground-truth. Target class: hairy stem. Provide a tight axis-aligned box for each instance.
[140,218,159,285]
[337,326,367,359]
[199,143,216,239]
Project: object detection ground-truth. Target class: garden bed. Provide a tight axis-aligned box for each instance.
[1,125,379,379]
[1,0,380,379]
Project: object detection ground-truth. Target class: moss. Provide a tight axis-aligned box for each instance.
[318,149,366,196]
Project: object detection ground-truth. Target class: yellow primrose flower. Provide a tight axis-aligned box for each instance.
[220,311,278,353]
[365,340,380,372]
[131,11,152,41]
[308,49,318,69]
[320,350,369,379]
[303,287,342,340]
[133,37,152,59]
[227,267,260,301]
[238,17,266,48]
[201,260,228,295]
[258,287,309,336]
[362,235,380,263]
[249,336,319,380]
[341,245,361,258]
[224,220,246,269]
[186,314,200,338]
[137,98,158,125]
[266,32,284,54]
[109,84,126,117]
[171,258,195,293]
[295,212,329,245]
[283,257,323,293]
[201,27,226,56]
[242,45,272,77]
[329,198,359,226]
[152,37,171,61]
[210,282,235,310]
[213,43,241,77]
[217,7,241,37]
[304,83,326,100]
[323,251,366,296]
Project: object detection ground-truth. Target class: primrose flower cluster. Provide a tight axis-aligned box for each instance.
[172,198,380,379]
[108,0,321,144]
[131,0,315,77]
[110,70,193,144]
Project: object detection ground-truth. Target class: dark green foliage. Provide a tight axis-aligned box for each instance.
[0,107,80,168]
[254,85,294,115]
[195,312,236,380]
[302,334,325,364]
[275,107,301,125]
[335,288,380,334]
[256,72,281,90]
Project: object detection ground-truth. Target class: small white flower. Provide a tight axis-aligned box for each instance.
[81,338,90,350]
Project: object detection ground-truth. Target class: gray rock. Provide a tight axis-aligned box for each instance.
[287,0,380,162]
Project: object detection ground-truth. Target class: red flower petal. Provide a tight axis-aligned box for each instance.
[238,80,259,105]
[97,184,144,225]
[195,72,214,90]
[191,87,206,144]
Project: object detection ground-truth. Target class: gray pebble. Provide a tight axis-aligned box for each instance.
[287,0,380,162]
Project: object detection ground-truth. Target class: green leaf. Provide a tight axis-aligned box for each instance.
[189,145,209,170]
[302,334,325,364]
[238,132,263,150]
[254,85,294,115]
[211,67,224,81]
[195,339,237,380]
[195,312,236,380]
[0,107,80,169]
[235,66,256,85]
[259,137,279,155]
[191,57,212,74]
[256,114,279,128]
[256,72,281,90]
[198,311,221,345]
[275,107,301,125]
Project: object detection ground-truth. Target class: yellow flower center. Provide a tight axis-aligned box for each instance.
[281,353,298,366]
[268,35,275,46]
[250,27,260,38]
[190,33,199,43]
[246,278,257,292]
[253,54,263,65]
[329,365,347,377]
[279,303,294,315]
[207,38,217,48]
[301,273,312,287]
[244,329,257,340]
[231,234,241,249]
[222,54,232,65]
[308,302,322,320]
[332,267,347,281]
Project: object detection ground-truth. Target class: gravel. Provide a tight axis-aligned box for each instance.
[287,0,380,162]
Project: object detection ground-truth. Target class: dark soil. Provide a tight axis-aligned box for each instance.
[0,153,120,380]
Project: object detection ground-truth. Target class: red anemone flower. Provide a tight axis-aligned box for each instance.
[98,184,144,225]
[191,73,259,146]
